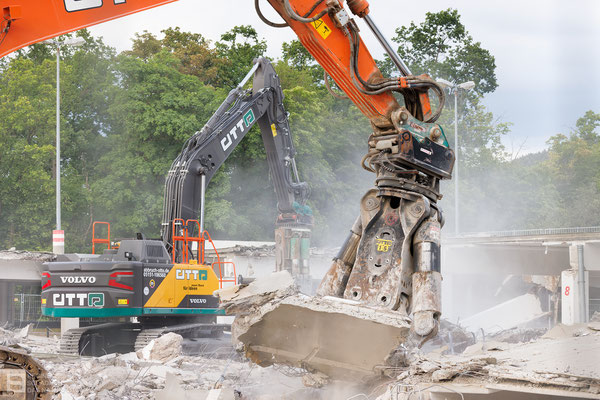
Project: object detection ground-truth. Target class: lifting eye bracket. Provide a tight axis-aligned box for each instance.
[3,6,22,22]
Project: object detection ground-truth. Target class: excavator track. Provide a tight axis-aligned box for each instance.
[58,327,88,355]
[59,322,229,355]
[0,345,51,400]
[59,323,140,356]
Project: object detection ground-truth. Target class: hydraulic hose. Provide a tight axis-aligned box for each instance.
[255,0,288,28]
[283,0,328,23]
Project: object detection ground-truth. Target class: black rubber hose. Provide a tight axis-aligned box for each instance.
[284,0,327,23]
[255,0,288,27]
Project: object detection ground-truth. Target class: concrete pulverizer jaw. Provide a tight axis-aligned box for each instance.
[342,190,431,312]
[411,209,443,340]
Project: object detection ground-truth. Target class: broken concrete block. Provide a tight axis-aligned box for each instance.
[218,272,412,380]
[14,324,32,340]
[138,332,183,362]
[588,321,600,331]
[59,387,78,400]
[431,368,458,381]
[205,388,236,400]
[215,270,297,316]
[461,293,546,334]
[95,366,129,391]
[154,373,212,400]
[117,351,139,363]
[301,371,329,388]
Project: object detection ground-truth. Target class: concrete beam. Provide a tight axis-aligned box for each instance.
[442,243,569,275]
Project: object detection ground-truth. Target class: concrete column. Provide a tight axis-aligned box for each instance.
[562,245,590,324]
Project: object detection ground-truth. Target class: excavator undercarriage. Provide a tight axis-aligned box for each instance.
[0,346,50,400]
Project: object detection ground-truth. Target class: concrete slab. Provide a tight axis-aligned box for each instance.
[217,271,412,380]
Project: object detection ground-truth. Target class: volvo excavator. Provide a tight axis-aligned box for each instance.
[40,57,312,354]
[0,0,453,398]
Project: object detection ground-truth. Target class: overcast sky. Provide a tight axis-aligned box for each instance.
[88,0,600,155]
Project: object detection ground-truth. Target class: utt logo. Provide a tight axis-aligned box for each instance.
[53,293,104,307]
[176,269,208,281]
[221,110,255,152]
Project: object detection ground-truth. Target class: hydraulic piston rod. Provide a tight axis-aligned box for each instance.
[363,14,412,76]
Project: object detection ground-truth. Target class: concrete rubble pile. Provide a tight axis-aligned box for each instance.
[0,249,55,262]
[2,326,369,399]
[2,271,598,399]
[217,272,600,399]
[374,321,600,399]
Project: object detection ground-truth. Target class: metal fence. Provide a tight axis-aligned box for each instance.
[11,294,43,327]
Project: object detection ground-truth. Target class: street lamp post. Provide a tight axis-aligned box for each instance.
[45,38,85,254]
[436,79,475,236]
[45,37,85,336]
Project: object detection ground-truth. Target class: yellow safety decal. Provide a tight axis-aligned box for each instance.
[271,123,277,137]
[312,18,332,39]
[118,298,129,305]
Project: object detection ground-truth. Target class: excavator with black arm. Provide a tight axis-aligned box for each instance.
[39,57,313,358]
[161,57,312,284]
[0,0,454,394]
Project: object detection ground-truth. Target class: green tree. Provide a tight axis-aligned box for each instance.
[0,57,56,250]
[391,9,497,96]
[128,28,223,86]
[215,25,267,87]
[543,110,600,226]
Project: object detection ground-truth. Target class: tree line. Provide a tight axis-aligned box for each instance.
[0,10,597,252]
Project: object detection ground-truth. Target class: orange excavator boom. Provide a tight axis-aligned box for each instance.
[0,0,177,58]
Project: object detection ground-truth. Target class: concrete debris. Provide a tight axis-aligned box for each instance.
[301,371,329,388]
[2,313,600,399]
[460,293,548,334]
[375,323,600,399]
[589,321,600,331]
[137,332,183,362]
[0,326,17,346]
[217,271,412,380]
[155,373,236,400]
[228,244,275,257]
[0,249,55,261]
[542,322,600,339]
[95,366,129,391]
[6,328,374,399]
[488,326,547,343]
[523,274,560,292]
[14,323,33,340]
[420,319,476,355]
[591,311,600,322]
[215,270,297,318]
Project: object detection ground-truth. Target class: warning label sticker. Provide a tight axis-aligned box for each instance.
[312,18,332,39]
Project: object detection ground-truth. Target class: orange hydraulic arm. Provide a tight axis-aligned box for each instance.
[0,0,440,129]
[0,0,177,58]
[263,0,444,128]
